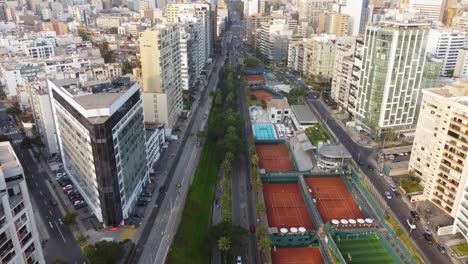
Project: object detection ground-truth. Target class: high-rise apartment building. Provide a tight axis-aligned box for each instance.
[140,24,183,128]
[348,38,364,115]
[409,0,444,21]
[0,142,45,263]
[409,82,468,225]
[355,21,440,137]
[303,34,336,82]
[245,14,273,51]
[49,77,149,228]
[166,3,212,60]
[454,47,468,78]
[258,19,293,64]
[298,0,334,30]
[325,13,350,36]
[340,0,368,35]
[427,29,467,77]
[331,36,356,110]
[26,80,58,156]
[178,17,204,91]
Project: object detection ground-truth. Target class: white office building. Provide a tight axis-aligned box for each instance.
[455,47,468,78]
[409,0,444,21]
[427,29,467,77]
[0,142,45,263]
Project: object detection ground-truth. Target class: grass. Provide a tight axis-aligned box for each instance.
[385,216,423,263]
[305,124,330,146]
[452,243,468,256]
[336,236,395,264]
[167,140,219,264]
[398,177,424,193]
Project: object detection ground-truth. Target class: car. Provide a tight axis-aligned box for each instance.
[236,256,242,264]
[73,200,84,206]
[424,233,433,244]
[55,173,65,180]
[159,186,165,193]
[424,225,432,235]
[389,155,395,160]
[390,184,397,192]
[250,224,256,233]
[437,243,446,254]
[62,186,73,193]
[58,179,71,187]
[378,170,384,177]
[410,211,420,221]
[141,192,152,197]
[49,199,58,206]
[385,191,392,200]
[132,213,142,219]
[136,201,147,206]
[74,203,87,209]
[70,196,83,203]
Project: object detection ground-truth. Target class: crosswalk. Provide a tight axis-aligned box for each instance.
[12,139,22,144]
[2,129,18,135]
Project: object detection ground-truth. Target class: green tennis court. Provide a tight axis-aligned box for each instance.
[336,236,396,264]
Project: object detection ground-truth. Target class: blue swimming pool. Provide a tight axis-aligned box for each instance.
[253,123,277,140]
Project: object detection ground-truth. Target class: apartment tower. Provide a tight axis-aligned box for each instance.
[49,78,149,228]
[140,24,183,128]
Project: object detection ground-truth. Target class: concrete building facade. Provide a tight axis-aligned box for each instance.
[427,29,467,77]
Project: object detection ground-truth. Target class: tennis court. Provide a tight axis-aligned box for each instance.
[335,235,395,264]
[253,123,278,140]
[256,144,293,171]
[305,177,364,223]
[272,247,324,264]
[248,90,274,101]
[263,184,314,229]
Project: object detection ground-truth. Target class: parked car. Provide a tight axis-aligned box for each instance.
[67,191,79,198]
[410,211,420,221]
[250,224,256,233]
[74,203,87,209]
[73,200,84,206]
[58,179,71,187]
[378,170,384,177]
[55,173,66,180]
[390,184,397,192]
[424,233,433,244]
[437,243,446,254]
[63,187,74,194]
[236,256,242,264]
[385,191,392,200]
[70,196,83,203]
[136,201,147,206]
[141,192,152,197]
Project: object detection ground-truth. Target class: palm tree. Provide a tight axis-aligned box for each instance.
[258,236,272,257]
[218,236,231,263]
[256,202,266,215]
[251,154,259,167]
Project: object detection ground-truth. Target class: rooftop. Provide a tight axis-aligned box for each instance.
[426,81,468,98]
[0,142,23,179]
[267,98,290,109]
[318,144,352,159]
[291,105,318,123]
[245,74,264,82]
[51,77,136,110]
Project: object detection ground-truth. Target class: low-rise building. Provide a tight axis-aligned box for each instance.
[267,98,291,123]
[245,74,265,87]
[290,104,318,131]
[317,143,351,170]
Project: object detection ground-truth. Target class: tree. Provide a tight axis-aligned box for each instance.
[218,236,231,263]
[244,57,259,67]
[223,159,232,176]
[251,154,259,167]
[77,235,86,245]
[83,241,123,264]
[256,202,266,215]
[6,106,21,116]
[63,212,77,226]
[108,27,118,34]
[122,60,133,75]
[51,259,67,264]
[78,29,90,41]
[258,236,272,256]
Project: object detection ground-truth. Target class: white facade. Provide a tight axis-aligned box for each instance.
[455,47,468,78]
[26,81,59,155]
[258,19,293,64]
[298,0,334,29]
[427,29,467,77]
[0,142,45,264]
[331,36,356,110]
[25,44,55,58]
[145,124,165,172]
[409,0,444,21]
[0,67,22,97]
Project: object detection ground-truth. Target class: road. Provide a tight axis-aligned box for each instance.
[306,95,450,263]
[0,104,84,263]
[134,32,229,264]
[228,5,259,264]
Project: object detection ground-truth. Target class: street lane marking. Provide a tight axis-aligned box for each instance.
[34,181,38,187]
[39,191,43,196]
[49,209,52,215]
[55,221,66,243]
[49,221,53,229]
[59,218,63,225]
[43,200,47,205]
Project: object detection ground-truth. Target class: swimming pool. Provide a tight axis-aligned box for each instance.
[253,123,277,140]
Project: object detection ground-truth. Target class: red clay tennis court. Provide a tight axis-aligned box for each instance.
[256,144,294,172]
[305,177,364,223]
[272,247,324,264]
[248,90,274,101]
[263,184,314,229]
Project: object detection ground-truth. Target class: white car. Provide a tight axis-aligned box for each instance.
[385,191,392,200]
[237,256,242,264]
[378,170,384,177]
[390,184,397,192]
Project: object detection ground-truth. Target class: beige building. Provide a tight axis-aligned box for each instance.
[331,36,356,110]
[318,12,350,36]
[140,24,183,128]
[409,82,468,218]
[454,47,468,78]
[303,34,336,82]
[298,0,334,29]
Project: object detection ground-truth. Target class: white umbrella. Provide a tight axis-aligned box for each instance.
[298,227,306,233]
[280,228,288,234]
[348,219,357,224]
[331,219,340,225]
[357,219,365,224]
[290,227,298,233]
[340,219,349,225]
[365,218,373,224]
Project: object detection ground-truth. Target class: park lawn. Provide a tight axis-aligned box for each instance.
[452,243,468,256]
[167,140,219,264]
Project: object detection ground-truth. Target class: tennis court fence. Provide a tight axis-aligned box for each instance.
[298,175,323,227]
